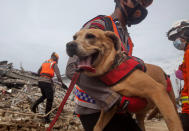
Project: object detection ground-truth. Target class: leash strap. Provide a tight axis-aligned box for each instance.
[46,72,80,131]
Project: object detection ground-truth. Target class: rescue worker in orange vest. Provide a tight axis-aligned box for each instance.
[31,52,67,123]
[66,0,152,130]
[167,20,189,131]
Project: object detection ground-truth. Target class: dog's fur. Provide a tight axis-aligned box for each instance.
[66,29,183,131]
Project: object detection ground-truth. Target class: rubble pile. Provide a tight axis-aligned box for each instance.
[0,61,84,131]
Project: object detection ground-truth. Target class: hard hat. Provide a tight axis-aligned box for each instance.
[167,20,189,41]
[51,52,59,60]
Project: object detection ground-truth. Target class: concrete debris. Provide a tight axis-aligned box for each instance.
[0,61,84,131]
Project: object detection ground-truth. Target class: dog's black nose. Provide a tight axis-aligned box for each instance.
[66,41,78,57]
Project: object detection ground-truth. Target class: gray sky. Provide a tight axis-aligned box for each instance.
[0,0,188,74]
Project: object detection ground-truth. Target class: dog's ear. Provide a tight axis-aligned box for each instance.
[105,31,121,52]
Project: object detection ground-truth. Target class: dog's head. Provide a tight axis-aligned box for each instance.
[66,29,121,76]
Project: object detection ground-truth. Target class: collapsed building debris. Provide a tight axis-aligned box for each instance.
[0,61,84,131]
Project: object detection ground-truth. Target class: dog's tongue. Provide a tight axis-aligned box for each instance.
[78,56,96,73]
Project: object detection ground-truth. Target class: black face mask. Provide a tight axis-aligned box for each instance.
[115,0,148,26]
[124,3,148,26]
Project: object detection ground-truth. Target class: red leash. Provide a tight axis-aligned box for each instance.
[46,72,80,131]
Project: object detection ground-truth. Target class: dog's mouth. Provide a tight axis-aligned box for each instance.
[77,51,99,73]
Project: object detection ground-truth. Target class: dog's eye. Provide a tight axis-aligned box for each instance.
[86,33,96,39]
[73,35,77,40]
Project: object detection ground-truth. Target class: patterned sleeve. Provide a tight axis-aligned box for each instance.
[82,19,106,30]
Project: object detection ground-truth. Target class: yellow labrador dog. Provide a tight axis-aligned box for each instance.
[66,29,183,131]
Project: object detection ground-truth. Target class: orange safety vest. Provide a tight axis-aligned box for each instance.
[40,59,56,78]
[180,44,189,114]
[107,16,133,56]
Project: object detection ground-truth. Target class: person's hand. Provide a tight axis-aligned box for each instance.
[175,69,183,80]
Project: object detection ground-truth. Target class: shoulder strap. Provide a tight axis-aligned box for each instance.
[106,16,127,52]
[106,16,134,55]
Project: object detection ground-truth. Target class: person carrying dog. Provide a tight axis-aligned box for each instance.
[66,0,153,130]
[31,52,68,123]
[167,20,189,131]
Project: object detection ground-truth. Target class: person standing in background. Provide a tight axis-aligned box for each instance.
[167,20,189,131]
[31,52,67,123]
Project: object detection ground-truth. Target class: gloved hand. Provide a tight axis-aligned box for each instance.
[175,69,183,80]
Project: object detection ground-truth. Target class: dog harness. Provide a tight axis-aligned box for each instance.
[100,56,146,86]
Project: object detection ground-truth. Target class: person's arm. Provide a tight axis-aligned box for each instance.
[77,73,122,111]
[54,64,68,89]
[37,66,42,75]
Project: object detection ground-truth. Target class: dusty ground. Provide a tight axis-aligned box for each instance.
[0,86,169,131]
[0,85,169,131]
[145,119,168,131]
[0,86,84,131]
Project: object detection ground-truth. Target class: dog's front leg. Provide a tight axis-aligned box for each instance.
[135,112,146,131]
[111,70,183,131]
[94,105,118,131]
[147,84,183,131]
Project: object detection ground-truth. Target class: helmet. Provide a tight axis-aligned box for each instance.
[51,52,59,61]
[167,20,189,41]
